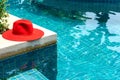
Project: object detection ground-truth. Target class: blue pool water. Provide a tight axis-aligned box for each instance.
[7,0,120,80]
[8,69,48,80]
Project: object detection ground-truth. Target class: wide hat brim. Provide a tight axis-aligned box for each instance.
[2,28,44,41]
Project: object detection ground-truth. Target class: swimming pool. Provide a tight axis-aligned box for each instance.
[7,0,120,80]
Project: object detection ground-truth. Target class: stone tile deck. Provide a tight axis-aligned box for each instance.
[0,14,57,60]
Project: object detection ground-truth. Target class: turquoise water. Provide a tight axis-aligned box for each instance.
[8,0,120,80]
[8,69,48,80]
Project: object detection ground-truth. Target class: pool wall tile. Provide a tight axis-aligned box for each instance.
[0,44,57,80]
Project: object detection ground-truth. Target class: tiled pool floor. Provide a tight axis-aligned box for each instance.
[7,69,48,80]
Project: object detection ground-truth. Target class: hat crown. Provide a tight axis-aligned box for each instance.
[12,20,33,35]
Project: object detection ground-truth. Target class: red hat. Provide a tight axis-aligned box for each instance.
[2,19,44,41]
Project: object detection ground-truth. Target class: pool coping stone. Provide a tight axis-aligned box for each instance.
[0,14,57,60]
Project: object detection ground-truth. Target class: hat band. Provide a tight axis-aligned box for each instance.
[12,30,33,35]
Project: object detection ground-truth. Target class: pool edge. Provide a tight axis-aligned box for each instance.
[0,14,57,60]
